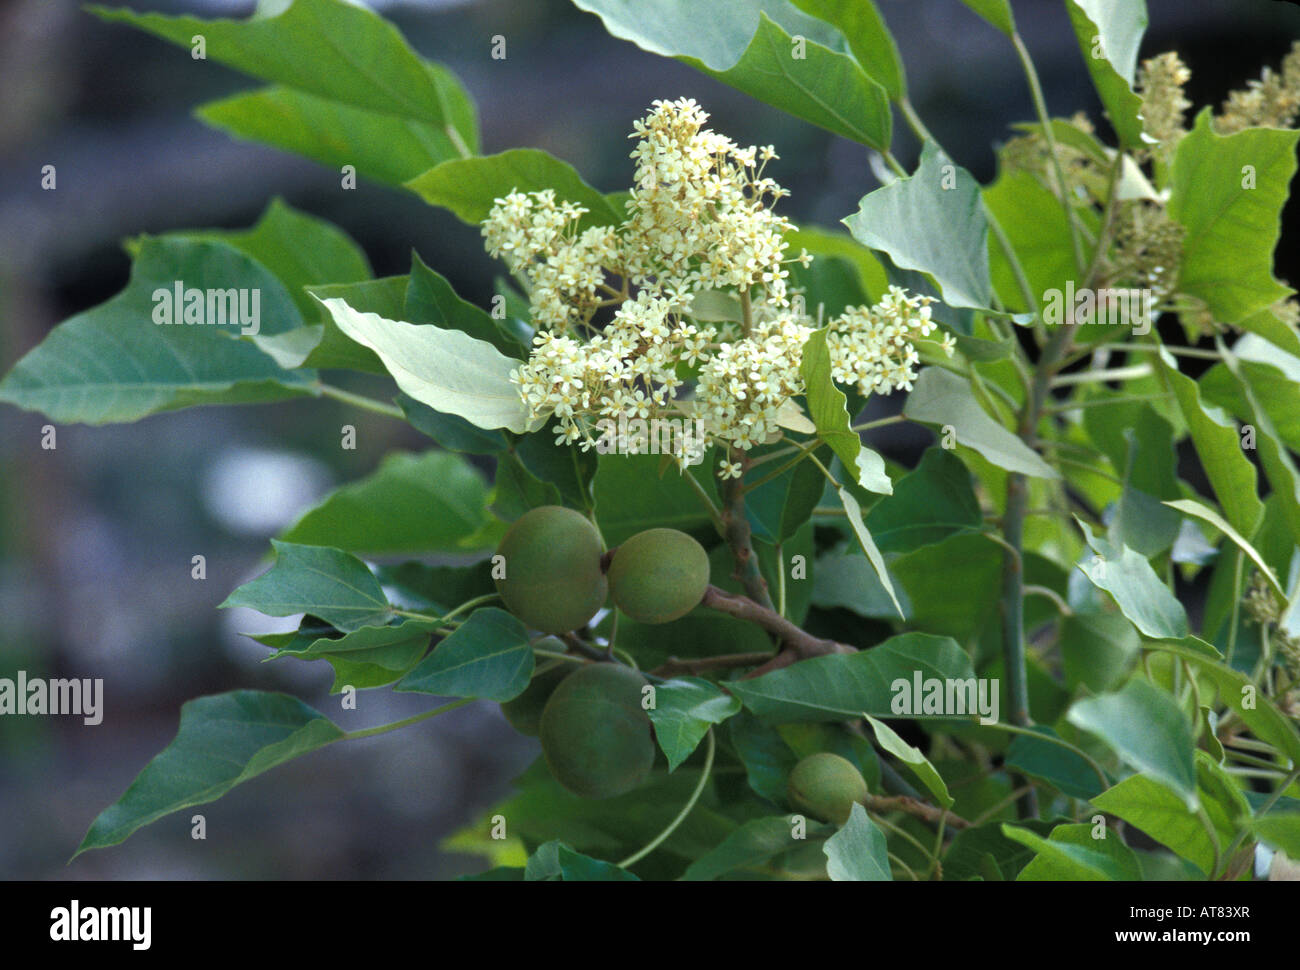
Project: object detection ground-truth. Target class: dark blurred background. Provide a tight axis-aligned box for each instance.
[0,0,1296,880]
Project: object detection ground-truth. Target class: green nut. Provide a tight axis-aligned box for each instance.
[539,663,656,799]
[494,506,607,634]
[607,528,709,625]
[787,753,869,825]
[500,643,573,736]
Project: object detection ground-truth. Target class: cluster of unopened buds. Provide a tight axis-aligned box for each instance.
[482,98,954,477]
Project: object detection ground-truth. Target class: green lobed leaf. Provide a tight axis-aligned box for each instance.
[571,1,891,148]
[524,841,640,881]
[398,394,510,454]
[1060,611,1140,693]
[1075,519,1189,639]
[198,83,466,187]
[395,608,533,702]
[863,446,982,553]
[76,691,343,856]
[266,618,435,693]
[1067,679,1199,809]
[406,148,621,228]
[316,296,534,434]
[1153,350,1263,540]
[800,328,890,494]
[903,367,1058,478]
[0,237,314,424]
[1005,726,1107,800]
[681,816,807,881]
[727,632,975,723]
[824,802,892,881]
[844,142,993,312]
[91,0,476,138]
[1012,822,1143,881]
[279,450,497,556]
[646,678,741,772]
[1169,110,1300,326]
[592,452,717,546]
[1064,0,1147,149]
[984,168,1079,315]
[295,276,408,373]
[221,541,391,632]
[405,251,522,357]
[790,0,905,100]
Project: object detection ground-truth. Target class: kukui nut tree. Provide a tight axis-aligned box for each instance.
[5,0,1300,881]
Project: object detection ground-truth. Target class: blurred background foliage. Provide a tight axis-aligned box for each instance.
[0,0,1297,879]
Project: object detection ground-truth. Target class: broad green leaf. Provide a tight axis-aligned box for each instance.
[728,632,975,723]
[783,227,888,299]
[891,533,1001,640]
[266,618,435,693]
[279,450,496,556]
[1075,519,1189,639]
[406,148,621,228]
[743,442,828,543]
[1165,498,1282,595]
[406,252,521,356]
[943,818,1058,881]
[1005,726,1106,800]
[681,816,805,880]
[1067,679,1198,809]
[1169,111,1300,326]
[398,393,510,455]
[0,237,314,424]
[824,803,891,881]
[790,0,905,100]
[958,0,1015,36]
[839,487,904,618]
[844,142,992,312]
[294,276,408,373]
[76,691,343,856]
[1217,337,1300,551]
[863,713,953,809]
[374,560,497,615]
[800,328,890,494]
[903,367,1058,478]
[729,713,800,806]
[1200,334,1300,455]
[1060,611,1140,693]
[524,841,640,880]
[571,1,891,148]
[1064,0,1147,148]
[863,447,982,553]
[1148,638,1300,769]
[646,678,740,771]
[198,86,464,187]
[395,608,533,702]
[1013,822,1142,881]
[148,198,371,319]
[512,426,599,515]
[1108,407,1182,558]
[91,0,475,136]
[592,453,717,546]
[1251,814,1300,860]
[984,169,1078,315]
[316,296,534,434]
[221,541,391,632]
[1154,350,1263,540]
[1092,762,1241,876]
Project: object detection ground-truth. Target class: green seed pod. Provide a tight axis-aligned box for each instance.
[539,663,656,799]
[607,528,709,625]
[500,643,574,736]
[494,506,607,634]
[787,753,869,825]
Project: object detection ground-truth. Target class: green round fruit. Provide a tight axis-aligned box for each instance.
[607,528,709,625]
[539,663,656,799]
[495,506,607,634]
[500,645,574,736]
[787,753,869,825]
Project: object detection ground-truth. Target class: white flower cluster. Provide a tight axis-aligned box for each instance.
[482,98,953,474]
[827,287,952,395]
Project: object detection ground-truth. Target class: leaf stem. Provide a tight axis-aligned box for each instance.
[341,698,473,741]
[316,383,406,420]
[621,729,715,869]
